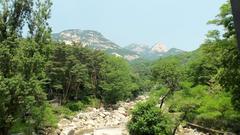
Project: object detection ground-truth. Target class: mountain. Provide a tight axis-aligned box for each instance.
[53,29,185,61]
[151,42,168,53]
[125,43,151,57]
[52,29,140,61]
[163,48,185,56]
[125,42,185,60]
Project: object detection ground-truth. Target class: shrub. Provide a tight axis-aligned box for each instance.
[85,97,101,108]
[66,101,85,112]
[128,101,174,135]
[42,105,58,127]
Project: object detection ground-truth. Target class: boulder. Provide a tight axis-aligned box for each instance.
[67,129,75,135]
[58,119,71,128]
[60,129,75,135]
[99,113,106,118]
[72,117,79,122]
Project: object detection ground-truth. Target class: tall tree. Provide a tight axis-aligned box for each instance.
[99,56,136,104]
[208,1,240,110]
[152,58,181,108]
[0,0,52,134]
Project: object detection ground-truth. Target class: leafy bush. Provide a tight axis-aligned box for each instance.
[167,85,207,113]
[42,105,58,127]
[66,101,85,112]
[99,56,136,104]
[128,101,174,135]
[10,104,58,134]
[167,84,240,133]
[196,92,240,132]
[85,97,101,108]
[53,105,75,119]
[10,121,28,134]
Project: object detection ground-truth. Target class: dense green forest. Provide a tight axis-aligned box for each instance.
[0,1,151,134]
[0,0,240,135]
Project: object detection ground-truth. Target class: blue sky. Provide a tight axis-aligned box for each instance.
[50,0,226,51]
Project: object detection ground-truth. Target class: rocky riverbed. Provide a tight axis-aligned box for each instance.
[54,95,149,135]
[175,125,207,135]
[53,94,207,135]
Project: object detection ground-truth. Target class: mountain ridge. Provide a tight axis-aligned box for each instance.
[52,29,185,61]
[125,43,185,60]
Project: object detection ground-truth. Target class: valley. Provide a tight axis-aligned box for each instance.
[0,0,240,135]
[54,94,207,135]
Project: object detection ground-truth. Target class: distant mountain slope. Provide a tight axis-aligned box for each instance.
[163,48,185,57]
[52,29,140,61]
[125,43,185,60]
[125,43,150,54]
[53,29,120,50]
[53,29,185,61]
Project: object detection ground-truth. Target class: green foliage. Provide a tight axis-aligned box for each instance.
[186,40,224,86]
[132,1,240,134]
[206,1,240,112]
[83,97,101,108]
[168,85,208,117]
[53,105,75,118]
[129,59,154,96]
[0,39,50,134]
[99,56,137,104]
[216,39,240,110]
[46,44,140,105]
[152,58,182,91]
[1,0,240,134]
[66,101,86,112]
[208,0,234,38]
[167,83,240,133]
[42,105,58,127]
[0,0,52,134]
[196,92,240,132]
[148,87,169,103]
[128,101,174,135]
[46,44,92,103]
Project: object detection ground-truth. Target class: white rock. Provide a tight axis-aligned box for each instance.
[72,117,79,122]
[58,119,71,128]
[99,113,106,118]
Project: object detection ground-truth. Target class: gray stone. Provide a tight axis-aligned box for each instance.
[67,129,75,135]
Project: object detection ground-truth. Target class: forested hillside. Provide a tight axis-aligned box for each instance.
[128,1,240,134]
[0,1,151,134]
[0,0,240,135]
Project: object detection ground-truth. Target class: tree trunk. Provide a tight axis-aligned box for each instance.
[63,74,72,102]
[91,70,97,98]
[230,0,240,51]
[172,111,187,135]
[75,83,80,100]
[0,127,10,135]
[159,89,172,109]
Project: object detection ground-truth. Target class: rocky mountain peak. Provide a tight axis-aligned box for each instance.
[151,42,168,53]
[52,29,141,61]
[53,29,185,61]
[125,43,150,54]
[53,29,120,49]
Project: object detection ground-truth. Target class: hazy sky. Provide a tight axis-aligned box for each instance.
[50,0,226,51]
